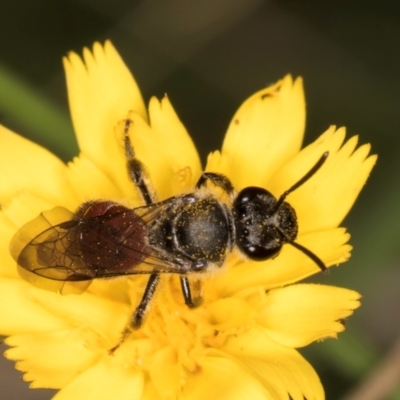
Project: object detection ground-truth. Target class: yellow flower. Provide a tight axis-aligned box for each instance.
[0,41,376,400]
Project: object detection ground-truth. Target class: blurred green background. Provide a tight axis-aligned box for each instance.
[0,0,399,399]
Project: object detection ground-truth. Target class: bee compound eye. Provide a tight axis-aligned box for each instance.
[243,244,281,261]
[236,187,270,204]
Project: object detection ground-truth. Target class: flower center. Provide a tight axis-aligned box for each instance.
[114,275,256,375]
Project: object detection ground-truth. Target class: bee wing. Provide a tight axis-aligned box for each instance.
[10,207,92,294]
[16,266,92,295]
[9,206,74,262]
[85,200,185,277]
[10,200,185,295]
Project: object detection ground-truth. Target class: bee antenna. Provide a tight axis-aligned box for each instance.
[277,226,328,272]
[287,238,328,272]
[274,152,329,212]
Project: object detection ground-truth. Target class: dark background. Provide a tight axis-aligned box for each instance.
[1,1,399,399]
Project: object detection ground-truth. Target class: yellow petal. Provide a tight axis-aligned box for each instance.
[66,154,122,203]
[123,96,202,200]
[181,354,270,400]
[0,190,65,280]
[205,150,233,180]
[205,296,254,327]
[0,279,67,335]
[64,41,146,197]
[52,358,145,400]
[0,211,21,278]
[5,329,100,388]
[3,191,58,228]
[269,127,377,233]
[25,285,129,346]
[148,347,182,399]
[217,75,305,189]
[257,284,361,347]
[86,278,130,304]
[140,381,160,400]
[0,125,74,206]
[0,40,373,399]
[223,329,324,400]
[215,228,351,296]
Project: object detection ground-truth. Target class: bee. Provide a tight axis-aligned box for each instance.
[10,119,328,329]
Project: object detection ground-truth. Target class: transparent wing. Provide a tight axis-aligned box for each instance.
[10,200,184,295]
[10,207,92,294]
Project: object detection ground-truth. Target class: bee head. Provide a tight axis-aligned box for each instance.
[233,187,298,261]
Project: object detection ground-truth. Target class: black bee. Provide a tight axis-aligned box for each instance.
[10,119,328,329]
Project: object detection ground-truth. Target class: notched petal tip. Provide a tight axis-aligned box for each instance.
[64,40,149,198]
[62,50,86,74]
[270,126,376,233]
[6,329,101,389]
[147,95,185,135]
[63,41,115,72]
[221,332,324,400]
[205,151,233,178]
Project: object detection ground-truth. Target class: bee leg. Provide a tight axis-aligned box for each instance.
[110,273,160,352]
[131,273,160,329]
[196,172,235,197]
[109,274,160,353]
[180,276,203,308]
[123,119,155,206]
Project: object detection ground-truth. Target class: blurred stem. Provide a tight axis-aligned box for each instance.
[0,63,78,160]
[342,336,400,400]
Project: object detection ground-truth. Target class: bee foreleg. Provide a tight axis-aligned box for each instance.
[196,172,235,198]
